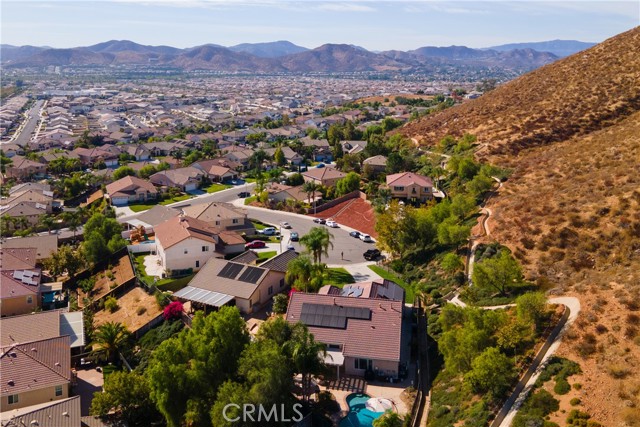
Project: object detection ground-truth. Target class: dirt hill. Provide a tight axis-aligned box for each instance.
[401,27,640,425]
[400,27,640,160]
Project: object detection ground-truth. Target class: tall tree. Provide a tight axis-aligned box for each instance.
[302,180,319,210]
[465,347,516,399]
[90,321,131,364]
[299,226,334,264]
[472,249,523,296]
[285,324,326,402]
[274,146,285,166]
[335,172,361,196]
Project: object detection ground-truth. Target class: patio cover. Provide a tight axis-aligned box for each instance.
[324,350,345,366]
[174,285,234,307]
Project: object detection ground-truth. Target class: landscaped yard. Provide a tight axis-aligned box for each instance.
[133,254,155,286]
[157,274,194,292]
[368,265,415,303]
[244,196,257,205]
[205,183,232,193]
[128,194,194,212]
[325,267,355,287]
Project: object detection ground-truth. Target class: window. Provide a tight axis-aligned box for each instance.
[8,394,18,404]
[232,219,239,224]
[184,249,188,254]
[328,343,341,350]
[280,278,285,288]
[393,186,404,191]
[55,385,63,397]
[26,296,33,304]
[412,187,416,194]
[202,246,209,252]
[195,260,200,268]
[268,286,273,295]
[355,358,372,370]
[215,221,221,226]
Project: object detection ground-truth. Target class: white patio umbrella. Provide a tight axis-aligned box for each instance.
[365,397,393,413]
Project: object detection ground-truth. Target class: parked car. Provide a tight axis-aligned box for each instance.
[313,218,326,224]
[363,249,381,260]
[286,243,295,251]
[326,220,338,228]
[246,240,266,249]
[280,221,292,229]
[349,231,361,238]
[230,179,239,185]
[359,234,373,243]
[316,163,325,168]
[237,191,251,198]
[290,232,299,241]
[260,227,277,236]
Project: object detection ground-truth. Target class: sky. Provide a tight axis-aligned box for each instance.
[1,0,638,51]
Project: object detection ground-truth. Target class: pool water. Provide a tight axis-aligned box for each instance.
[339,393,384,427]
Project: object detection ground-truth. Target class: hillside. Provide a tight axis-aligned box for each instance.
[400,27,640,160]
[401,26,640,425]
[228,40,309,58]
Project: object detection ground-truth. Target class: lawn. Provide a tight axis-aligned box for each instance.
[129,203,154,212]
[157,274,194,292]
[244,196,257,205]
[128,194,193,212]
[205,183,232,193]
[133,254,155,286]
[256,251,277,263]
[159,194,192,205]
[244,178,257,183]
[368,265,415,303]
[325,268,355,287]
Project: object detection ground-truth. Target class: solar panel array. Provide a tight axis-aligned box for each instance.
[238,266,265,284]
[217,262,244,279]
[300,303,371,329]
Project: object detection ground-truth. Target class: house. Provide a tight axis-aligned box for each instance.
[222,148,254,170]
[174,251,298,314]
[122,144,151,161]
[363,155,388,174]
[302,167,347,188]
[0,202,48,229]
[153,216,246,276]
[301,137,333,162]
[341,140,368,155]
[0,336,72,411]
[0,395,81,427]
[71,147,119,168]
[318,279,405,303]
[267,183,321,205]
[286,291,406,379]
[191,159,240,182]
[264,146,304,166]
[0,248,42,317]
[0,310,85,351]
[119,204,180,231]
[4,156,47,181]
[384,172,434,204]
[149,167,204,192]
[180,202,255,234]
[1,188,55,214]
[0,235,58,261]
[105,176,158,206]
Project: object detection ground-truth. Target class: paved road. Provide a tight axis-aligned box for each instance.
[9,99,44,146]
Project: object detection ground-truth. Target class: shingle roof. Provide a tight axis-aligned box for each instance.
[0,311,60,346]
[1,396,81,427]
[154,215,220,250]
[181,202,246,223]
[0,248,37,271]
[286,293,403,362]
[259,250,298,273]
[186,258,272,300]
[1,335,71,396]
[0,235,58,260]
[363,155,387,166]
[128,204,180,227]
[105,175,157,197]
[230,250,260,265]
[386,172,433,188]
[303,167,347,181]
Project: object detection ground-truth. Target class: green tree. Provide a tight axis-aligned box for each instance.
[437,217,471,248]
[43,244,86,278]
[83,212,126,264]
[441,253,464,274]
[472,249,523,296]
[272,293,289,314]
[113,166,137,180]
[465,347,516,399]
[90,371,159,426]
[90,321,131,364]
[146,307,250,427]
[0,150,12,174]
[138,164,158,179]
[516,292,548,329]
[302,180,319,210]
[285,324,326,402]
[39,215,56,234]
[274,146,286,166]
[285,255,314,292]
[299,226,334,264]
[373,412,405,427]
[335,172,361,196]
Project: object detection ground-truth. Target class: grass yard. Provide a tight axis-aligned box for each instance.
[157,274,194,292]
[129,203,153,212]
[134,254,155,286]
[244,196,257,205]
[244,178,257,183]
[128,194,193,212]
[205,183,232,193]
[325,268,355,287]
[256,251,277,263]
[159,194,192,205]
[368,265,415,303]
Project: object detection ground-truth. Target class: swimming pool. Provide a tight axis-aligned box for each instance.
[339,393,384,427]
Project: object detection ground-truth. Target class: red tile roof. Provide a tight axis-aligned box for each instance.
[386,172,433,188]
[286,293,403,362]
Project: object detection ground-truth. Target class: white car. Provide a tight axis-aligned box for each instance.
[280,221,292,229]
[359,234,373,243]
[260,227,277,235]
[326,220,338,228]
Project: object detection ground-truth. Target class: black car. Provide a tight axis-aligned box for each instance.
[290,232,299,241]
[363,249,381,260]
[313,218,326,224]
[349,231,361,238]
[237,191,251,198]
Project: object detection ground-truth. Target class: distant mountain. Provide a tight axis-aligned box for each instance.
[279,44,406,72]
[0,44,48,62]
[488,40,596,57]
[170,45,280,72]
[87,40,182,55]
[228,41,308,58]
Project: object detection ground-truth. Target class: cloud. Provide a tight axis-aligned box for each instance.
[314,2,376,12]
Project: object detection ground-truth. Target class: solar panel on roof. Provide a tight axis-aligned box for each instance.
[218,262,244,279]
[238,266,265,284]
[300,303,371,329]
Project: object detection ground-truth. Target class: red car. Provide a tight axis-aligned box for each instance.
[245,240,267,249]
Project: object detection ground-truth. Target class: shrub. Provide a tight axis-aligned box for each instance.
[607,364,631,379]
[570,398,581,406]
[136,306,147,316]
[573,383,582,390]
[155,291,170,308]
[163,301,183,320]
[272,293,289,314]
[104,296,118,313]
[554,378,571,395]
[594,324,608,334]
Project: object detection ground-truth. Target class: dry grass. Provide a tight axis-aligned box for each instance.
[94,287,162,333]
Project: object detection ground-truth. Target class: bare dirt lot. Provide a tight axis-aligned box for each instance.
[78,254,135,307]
[94,287,162,333]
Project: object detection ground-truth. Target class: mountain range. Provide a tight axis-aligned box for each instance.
[487,39,596,57]
[0,39,589,74]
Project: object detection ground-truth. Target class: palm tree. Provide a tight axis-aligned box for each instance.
[302,180,319,212]
[39,215,55,234]
[299,226,334,264]
[285,324,326,402]
[285,255,313,292]
[90,322,131,364]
